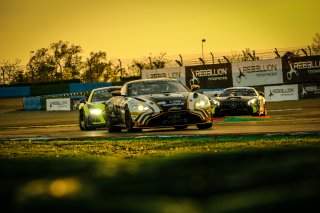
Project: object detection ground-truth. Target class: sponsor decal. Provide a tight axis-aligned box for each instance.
[157,99,184,107]
[46,98,71,111]
[264,84,298,102]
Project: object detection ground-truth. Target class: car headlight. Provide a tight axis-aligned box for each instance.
[211,99,220,106]
[89,108,102,115]
[133,103,151,112]
[248,98,258,106]
[195,97,210,109]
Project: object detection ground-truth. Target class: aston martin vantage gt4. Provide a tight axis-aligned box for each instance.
[105,78,212,132]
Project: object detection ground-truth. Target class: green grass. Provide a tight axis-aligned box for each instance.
[1,134,320,212]
[1,134,319,160]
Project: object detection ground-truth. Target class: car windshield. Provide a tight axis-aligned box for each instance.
[91,90,112,102]
[219,88,256,97]
[127,80,189,96]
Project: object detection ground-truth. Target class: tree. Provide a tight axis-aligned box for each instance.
[27,41,83,83]
[129,52,169,76]
[50,40,82,80]
[311,32,320,55]
[81,51,112,82]
[27,48,56,83]
[1,59,25,85]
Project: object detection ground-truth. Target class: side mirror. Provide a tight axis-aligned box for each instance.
[111,90,122,96]
[79,98,86,104]
[258,91,264,97]
[191,85,200,91]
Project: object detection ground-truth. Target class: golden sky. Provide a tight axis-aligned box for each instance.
[1,0,319,65]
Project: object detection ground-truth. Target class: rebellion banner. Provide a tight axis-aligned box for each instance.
[299,82,320,99]
[264,84,299,102]
[232,59,283,87]
[282,55,320,84]
[185,63,232,89]
[46,98,71,111]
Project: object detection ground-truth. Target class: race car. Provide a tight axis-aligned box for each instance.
[79,86,121,130]
[210,87,266,117]
[105,78,212,132]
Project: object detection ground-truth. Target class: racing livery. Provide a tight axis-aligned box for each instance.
[79,86,121,130]
[105,78,212,132]
[210,87,266,116]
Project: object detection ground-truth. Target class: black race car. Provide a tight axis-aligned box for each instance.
[105,78,212,132]
[211,87,266,116]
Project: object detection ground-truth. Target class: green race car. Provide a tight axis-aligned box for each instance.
[79,86,121,130]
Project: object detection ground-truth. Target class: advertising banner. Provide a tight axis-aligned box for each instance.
[299,83,320,99]
[264,84,298,102]
[282,55,320,84]
[185,63,232,89]
[141,67,186,85]
[46,98,71,111]
[232,59,283,87]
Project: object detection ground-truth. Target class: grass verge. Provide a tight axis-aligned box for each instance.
[1,134,320,212]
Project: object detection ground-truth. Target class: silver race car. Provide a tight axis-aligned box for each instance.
[105,78,212,132]
[211,87,266,117]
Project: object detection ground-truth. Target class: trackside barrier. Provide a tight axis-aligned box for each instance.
[30,84,69,96]
[23,97,41,111]
[69,82,112,93]
[0,86,30,98]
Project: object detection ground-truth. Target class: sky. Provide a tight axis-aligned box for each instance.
[1,0,319,65]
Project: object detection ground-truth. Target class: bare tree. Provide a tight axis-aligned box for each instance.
[311,32,320,55]
[82,51,112,82]
[1,59,25,85]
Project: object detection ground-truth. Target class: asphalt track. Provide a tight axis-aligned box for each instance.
[0,98,319,140]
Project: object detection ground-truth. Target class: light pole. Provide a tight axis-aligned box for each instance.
[201,39,206,60]
[29,51,34,84]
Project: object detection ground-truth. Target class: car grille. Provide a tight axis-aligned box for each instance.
[147,111,202,126]
[221,100,247,108]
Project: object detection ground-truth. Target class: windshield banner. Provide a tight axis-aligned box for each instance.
[141,67,186,85]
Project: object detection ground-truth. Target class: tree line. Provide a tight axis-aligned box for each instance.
[0,40,169,85]
[1,33,320,85]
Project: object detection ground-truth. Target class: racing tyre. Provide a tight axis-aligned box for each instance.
[196,122,213,129]
[106,115,122,133]
[79,111,88,131]
[261,105,267,116]
[125,106,142,132]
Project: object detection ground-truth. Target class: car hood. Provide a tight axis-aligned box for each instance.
[137,92,189,110]
[215,96,256,101]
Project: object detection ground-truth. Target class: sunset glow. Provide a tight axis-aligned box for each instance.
[1,0,319,65]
